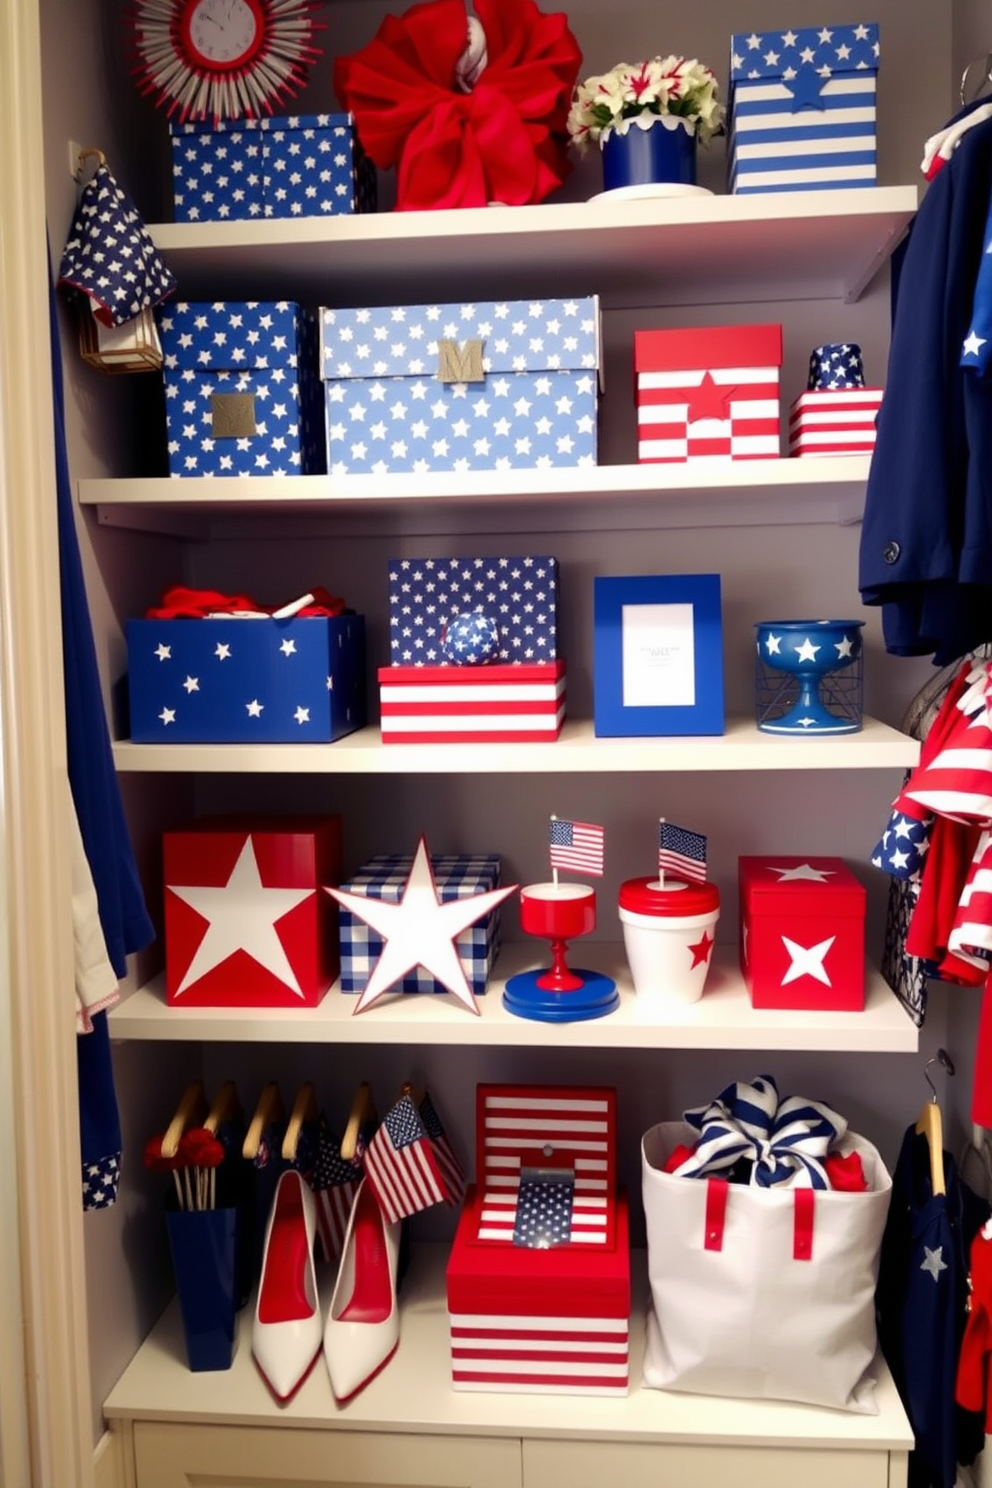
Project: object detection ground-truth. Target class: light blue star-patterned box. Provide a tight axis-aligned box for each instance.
[319,297,601,474]
[729,23,879,194]
[158,300,326,477]
[338,855,503,996]
[126,614,366,743]
[170,113,376,222]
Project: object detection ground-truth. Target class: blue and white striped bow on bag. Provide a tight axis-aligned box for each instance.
[675,1075,847,1189]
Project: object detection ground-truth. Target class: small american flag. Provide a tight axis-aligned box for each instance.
[658,820,707,883]
[549,818,604,877]
[419,1091,466,1208]
[363,1092,447,1224]
[310,1122,363,1262]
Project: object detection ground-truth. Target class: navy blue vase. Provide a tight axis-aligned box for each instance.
[601,120,697,191]
[166,1207,239,1371]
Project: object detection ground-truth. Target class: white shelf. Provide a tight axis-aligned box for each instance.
[107,944,917,1052]
[111,715,920,776]
[103,1243,913,1451]
[146,186,918,308]
[81,455,877,538]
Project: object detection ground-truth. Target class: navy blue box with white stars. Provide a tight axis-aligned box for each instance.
[387,555,559,667]
[159,301,326,478]
[170,113,375,223]
[126,614,366,743]
[319,296,600,474]
[729,23,879,193]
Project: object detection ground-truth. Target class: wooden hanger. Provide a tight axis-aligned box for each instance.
[204,1080,241,1135]
[281,1081,320,1162]
[915,1050,955,1197]
[160,1080,207,1160]
[340,1081,376,1161]
[242,1083,284,1161]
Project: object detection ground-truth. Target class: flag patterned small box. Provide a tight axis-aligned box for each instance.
[158,300,326,478]
[445,1084,630,1395]
[729,23,880,195]
[319,297,600,474]
[127,613,366,743]
[635,324,782,463]
[338,855,503,997]
[789,387,883,455]
[378,661,566,744]
[163,815,343,1009]
[387,555,560,666]
[739,855,867,1011]
[170,113,376,223]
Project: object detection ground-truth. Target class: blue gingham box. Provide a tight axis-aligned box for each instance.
[170,113,376,222]
[159,300,325,477]
[319,297,601,474]
[339,855,503,995]
[388,555,559,666]
[729,24,879,194]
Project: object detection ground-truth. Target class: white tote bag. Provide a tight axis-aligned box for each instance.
[642,1120,892,1412]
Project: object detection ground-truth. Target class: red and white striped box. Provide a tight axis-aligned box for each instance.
[378,660,566,744]
[445,1084,630,1395]
[635,323,783,464]
[788,388,884,457]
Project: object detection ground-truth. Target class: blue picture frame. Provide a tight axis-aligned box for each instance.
[593,574,724,737]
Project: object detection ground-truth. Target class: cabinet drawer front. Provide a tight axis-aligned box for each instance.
[134,1423,521,1488]
[523,1439,891,1488]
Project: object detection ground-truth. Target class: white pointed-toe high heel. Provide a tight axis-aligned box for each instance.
[252,1169,322,1404]
[323,1176,401,1403]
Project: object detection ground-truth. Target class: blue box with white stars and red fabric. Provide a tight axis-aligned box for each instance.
[158,300,326,478]
[729,23,879,194]
[170,113,376,223]
[338,854,503,997]
[319,296,600,474]
[445,1084,630,1395]
[126,613,366,743]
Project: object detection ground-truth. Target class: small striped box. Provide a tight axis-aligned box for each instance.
[635,324,782,464]
[338,854,502,997]
[789,387,883,456]
[446,1085,630,1395]
[729,23,879,195]
[378,660,566,744]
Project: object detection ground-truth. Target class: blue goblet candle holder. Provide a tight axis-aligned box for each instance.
[754,620,864,735]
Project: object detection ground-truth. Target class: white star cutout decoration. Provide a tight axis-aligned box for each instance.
[769,862,836,882]
[920,1245,947,1282]
[326,836,518,1015]
[963,330,987,357]
[780,934,835,986]
[794,637,821,663]
[169,837,314,998]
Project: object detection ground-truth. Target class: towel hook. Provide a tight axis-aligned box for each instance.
[960,53,992,107]
[73,147,106,184]
[924,1047,955,1102]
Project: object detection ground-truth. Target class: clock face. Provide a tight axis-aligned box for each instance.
[182,0,263,70]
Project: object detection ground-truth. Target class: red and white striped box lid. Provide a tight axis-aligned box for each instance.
[788,388,884,456]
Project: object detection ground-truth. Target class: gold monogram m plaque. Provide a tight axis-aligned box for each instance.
[436,338,485,384]
[211,392,257,439]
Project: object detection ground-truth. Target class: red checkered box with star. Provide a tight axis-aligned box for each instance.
[635,324,782,464]
[164,815,342,1008]
[738,855,866,1011]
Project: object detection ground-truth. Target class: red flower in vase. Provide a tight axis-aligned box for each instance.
[334,0,582,210]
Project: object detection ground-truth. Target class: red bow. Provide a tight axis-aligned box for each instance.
[334,0,582,211]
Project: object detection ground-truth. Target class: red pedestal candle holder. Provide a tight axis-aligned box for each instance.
[504,883,618,1023]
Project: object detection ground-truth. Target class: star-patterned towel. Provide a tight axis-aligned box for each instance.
[58,163,176,328]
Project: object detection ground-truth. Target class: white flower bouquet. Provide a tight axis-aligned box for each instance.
[567,55,725,152]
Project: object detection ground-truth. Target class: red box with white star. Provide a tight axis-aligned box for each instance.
[163,815,342,1008]
[739,855,866,1011]
[635,324,782,464]
[789,388,884,457]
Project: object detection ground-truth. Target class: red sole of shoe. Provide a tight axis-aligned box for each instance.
[258,1180,313,1323]
[338,1184,393,1324]
[332,1338,399,1406]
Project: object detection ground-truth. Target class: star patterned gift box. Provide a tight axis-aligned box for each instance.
[338,855,504,997]
[159,300,326,478]
[729,23,880,195]
[388,555,559,666]
[635,325,782,464]
[738,855,867,1011]
[789,341,883,456]
[445,1084,630,1395]
[127,613,366,743]
[170,113,376,223]
[163,815,343,1008]
[319,297,600,474]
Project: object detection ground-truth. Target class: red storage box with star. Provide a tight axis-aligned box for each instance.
[738,855,866,1011]
[635,323,782,464]
[445,1084,631,1395]
[163,815,342,1008]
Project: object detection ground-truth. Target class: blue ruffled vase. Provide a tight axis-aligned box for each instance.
[601,118,697,191]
